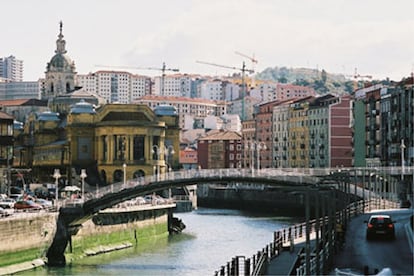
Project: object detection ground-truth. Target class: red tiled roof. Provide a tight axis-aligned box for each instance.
[0,111,14,119]
[198,130,241,141]
[0,99,33,106]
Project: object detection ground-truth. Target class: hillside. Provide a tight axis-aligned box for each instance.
[255,66,355,95]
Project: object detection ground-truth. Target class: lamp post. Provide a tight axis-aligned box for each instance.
[152,145,161,180]
[53,169,61,208]
[256,142,267,171]
[246,142,255,175]
[401,139,405,181]
[400,139,406,200]
[123,163,127,188]
[80,169,87,201]
[164,145,175,171]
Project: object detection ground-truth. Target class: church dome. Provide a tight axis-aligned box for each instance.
[47,53,74,71]
[154,104,178,116]
[70,99,96,114]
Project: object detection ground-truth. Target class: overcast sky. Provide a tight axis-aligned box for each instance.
[2,0,413,81]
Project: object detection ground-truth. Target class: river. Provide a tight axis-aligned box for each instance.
[21,208,303,275]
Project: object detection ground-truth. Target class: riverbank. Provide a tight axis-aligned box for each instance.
[0,204,175,275]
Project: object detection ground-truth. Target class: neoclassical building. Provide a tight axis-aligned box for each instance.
[16,101,179,186]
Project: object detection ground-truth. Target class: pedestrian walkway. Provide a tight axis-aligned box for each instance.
[265,244,303,275]
[265,232,317,275]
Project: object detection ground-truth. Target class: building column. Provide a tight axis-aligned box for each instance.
[108,135,114,162]
[127,135,132,162]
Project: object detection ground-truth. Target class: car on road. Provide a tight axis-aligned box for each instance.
[0,198,15,209]
[14,200,43,211]
[365,214,396,240]
[35,198,53,209]
[0,206,14,217]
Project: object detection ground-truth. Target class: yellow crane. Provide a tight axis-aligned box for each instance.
[196,60,254,121]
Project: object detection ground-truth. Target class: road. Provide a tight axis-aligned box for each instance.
[332,208,413,275]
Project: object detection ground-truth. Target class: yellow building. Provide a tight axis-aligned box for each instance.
[288,97,312,168]
[16,101,180,186]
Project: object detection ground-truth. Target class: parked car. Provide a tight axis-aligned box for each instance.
[35,198,53,209]
[365,214,396,240]
[14,200,43,211]
[0,198,15,209]
[0,206,13,217]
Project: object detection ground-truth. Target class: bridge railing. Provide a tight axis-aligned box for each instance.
[79,168,320,203]
[214,195,399,276]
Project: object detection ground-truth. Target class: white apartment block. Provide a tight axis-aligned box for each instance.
[199,80,224,100]
[134,95,227,130]
[0,55,23,82]
[153,74,192,97]
[221,114,242,133]
[224,82,240,101]
[76,71,151,103]
[250,82,277,103]
[227,96,261,121]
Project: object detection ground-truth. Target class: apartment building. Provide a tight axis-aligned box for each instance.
[227,96,261,121]
[197,130,242,169]
[0,80,41,100]
[199,79,224,100]
[353,78,413,168]
[134,95,227,130]
[276,83,316,100]
[76,71,151,104]
[250,82,277,103]
[0,55,23,82]
[153,74,192,97]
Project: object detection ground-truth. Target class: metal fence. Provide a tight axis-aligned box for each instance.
[214,197,398,276]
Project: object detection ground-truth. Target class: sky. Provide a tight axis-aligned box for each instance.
[1,0,414,81]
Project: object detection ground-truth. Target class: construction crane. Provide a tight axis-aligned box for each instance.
[235,51,258,88]
[353,67,372,80]
[196,60,254,121]
[343,68,373,92]
[95,62,179,95]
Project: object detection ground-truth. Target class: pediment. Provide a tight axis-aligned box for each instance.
[102,111,150,122]
[96,104,156,123]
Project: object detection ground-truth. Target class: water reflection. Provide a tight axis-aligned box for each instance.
[20,208,302,275]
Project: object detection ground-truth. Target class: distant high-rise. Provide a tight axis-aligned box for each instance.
[0,55,23,81]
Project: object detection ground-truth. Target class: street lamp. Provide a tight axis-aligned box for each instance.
[123,163,127,188]
[164,145,175,171]
[53,169,61,208]
[80,169,87,201]
[152,145,161,180]
[401,139,406,181]
[245,142,255,175]
[256,142,267,170]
